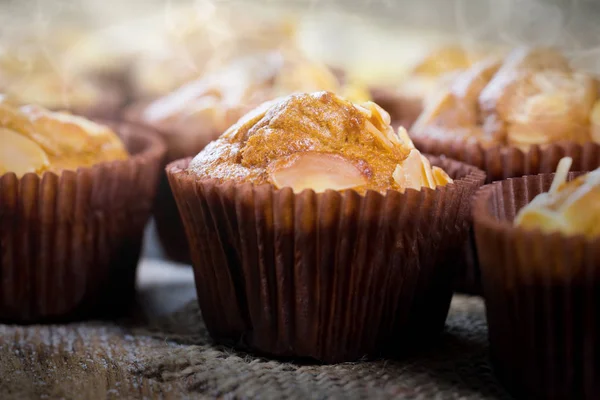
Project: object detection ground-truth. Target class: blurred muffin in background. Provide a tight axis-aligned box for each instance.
[371,45,493,130]
[412,46,600,295]
[128,3,300,101]
[0,95,129,176]
[127,49,370,264]
[0,95,165,322]
[0,27,130,118]
[411,46,600,168]
[133,50,370,162]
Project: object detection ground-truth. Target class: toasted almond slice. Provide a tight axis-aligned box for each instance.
[393,149,426,192]
[393,149,452,192]
[514,206,569,234]
[366,102,400,144]
[364,119,393,148]
[365,101,392,126]
[419,152,436,188]
[353,103,372,117]
[0,127,50,176]
[432,166,453,186]
[550,157,573,193]
[397,127,416,149]
[521,93,570,121]
[20,106,127,158]
[268,152,367,193]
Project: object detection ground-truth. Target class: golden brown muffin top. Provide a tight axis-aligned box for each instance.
[412,47,600,150]
[0,97,128,177]
[188,91,452,194]
[515,157,600,238]
[141,51,370,140]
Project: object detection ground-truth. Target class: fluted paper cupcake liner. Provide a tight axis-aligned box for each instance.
[123,102,222,264]
[473,173,600,399]
[412,134,600,184]
[167,156,485,363]
[0,121,166,323]
[413,133,600,295]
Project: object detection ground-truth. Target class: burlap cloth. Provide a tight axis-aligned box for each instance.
[0,258,512,400]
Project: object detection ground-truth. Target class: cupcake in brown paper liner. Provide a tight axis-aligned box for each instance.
[0,98,165,323]
[371,45,494,130]
[167,91,485,363]
[473,157,600,399]
[411,46,600,294]
[126,50,371,264]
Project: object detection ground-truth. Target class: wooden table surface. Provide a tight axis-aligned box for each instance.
[0,216,506,400]
[0,223,198,400]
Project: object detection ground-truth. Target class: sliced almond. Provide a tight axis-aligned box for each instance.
[353,103,372,117]
[393,149,426,192]
[268,152,367,193]
[521,93,569,121]
[393,149,452,192]
[364,119,393,148]
[0,127,50,176]
[366,102,399,144]
[432,166,453,186]
[21,106,127,158]
[514,206,568,235]
[420,153,436,188]
[397,127,416,149]
[549,157,573,194]
[365,101,392,126]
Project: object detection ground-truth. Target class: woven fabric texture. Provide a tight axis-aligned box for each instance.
[0,293,512,399]
[135,295,511,399]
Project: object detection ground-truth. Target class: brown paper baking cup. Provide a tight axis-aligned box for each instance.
[371,87,423,130]
[413,133,600,295]
[123,102,222,264]
[473,172,600,399]
[412,134,600,184]
[0,120,165,323]
[167,156,485,363]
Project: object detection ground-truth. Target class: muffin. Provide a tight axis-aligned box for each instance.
[411,46,600,181]
[371,45,491,130]
[0,97,165,322]
[473,157,600,399]
[128,3,298,101]
[412,46,600,294]
[0,29,127,118]
[167,91,485,363]
[130,50,371,263]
